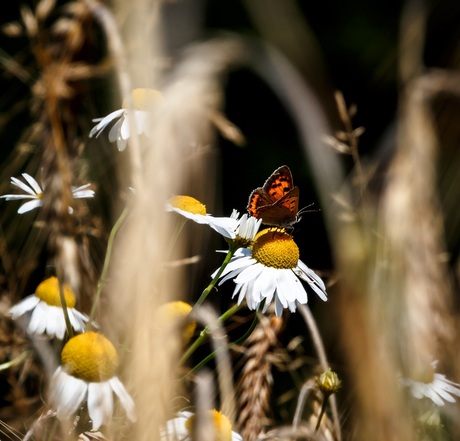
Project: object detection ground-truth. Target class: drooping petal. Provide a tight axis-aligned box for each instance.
[110,376,136,422]
[108,117,124,143]
[27,302,50,335]
[53,371,88,419]
[89,109,125,138]
[9,295,40,318]
[87,382,113,430]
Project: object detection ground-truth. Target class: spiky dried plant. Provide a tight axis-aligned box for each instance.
[235,312,284,441]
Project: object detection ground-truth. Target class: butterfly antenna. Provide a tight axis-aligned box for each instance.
[298,203,320,216]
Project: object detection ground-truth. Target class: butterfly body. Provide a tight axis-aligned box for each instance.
[247,165,300,227]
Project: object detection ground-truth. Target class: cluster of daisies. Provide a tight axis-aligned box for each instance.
[4,88,460,438]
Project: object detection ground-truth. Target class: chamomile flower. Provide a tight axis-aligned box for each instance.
[0,173,94,214]
[157,301,196,344]
[161,410,242,441]
[49,332,136,430]
[167,195,238,239]
[9,276,88,340]
[402,362,460,406]
[215,228,327,316]
[89,88,161,151]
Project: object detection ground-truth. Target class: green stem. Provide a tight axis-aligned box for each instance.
[186,309,260,376]
[315,392,330,432]
[191,246,236,313]
[180,303,240,365]
[87,206,129,328]
[0,350,29,372]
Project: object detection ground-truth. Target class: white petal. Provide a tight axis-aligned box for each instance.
[120,116,131,140]
[206,216,238,239]
[18,199,42,214]
[425,386,446,406]
[274,296,284,317]
[0,194,34,200]
[68,309,89,333]
[53,371,88,419]
[232,431,243,441]
[134,111,149,135]
[87,382,113,430]
[89,109,125,138]
[27,302,50,335]
[72,184,95,199]
[233,262,264,284]
[162,414,190,440]
[21,174,43,194]
[116,138,128,151]
[215,255,254,281]
[10,176,37,196]
[110,376,136,422]
[9,295,40,318]
[252,267,276,303]
[108,117,124,143]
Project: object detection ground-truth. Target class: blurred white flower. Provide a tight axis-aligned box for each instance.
[89,88,161,151]
[0,173,94,214]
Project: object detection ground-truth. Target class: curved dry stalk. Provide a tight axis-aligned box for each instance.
[297,304,341,441]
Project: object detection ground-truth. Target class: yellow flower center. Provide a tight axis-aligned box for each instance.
[157,301,196,343]
[122,88,162,110]
[61,332,119,382]
[185,410,233,441]
[35,276,76,308]
[252,228,299,269]
[169,195,207,215]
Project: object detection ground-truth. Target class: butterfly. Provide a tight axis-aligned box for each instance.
[247,165,301,228]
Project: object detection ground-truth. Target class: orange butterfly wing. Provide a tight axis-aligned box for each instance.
[247,165,300,227]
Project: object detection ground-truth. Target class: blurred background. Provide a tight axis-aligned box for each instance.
[1,0,460,438]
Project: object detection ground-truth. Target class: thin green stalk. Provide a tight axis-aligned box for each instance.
[88,206,129,328]
[0,350,29,372]
[180,303,240,366]
[315,393,331,432]
[191,246,236,313]
[186,309,260,376]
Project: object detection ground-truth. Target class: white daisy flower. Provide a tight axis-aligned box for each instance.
[167,195,239,240]
[9,276,88,340]
[402,362,460,406]
[89,88,161,151]
[49,332,136,430]
[0,173,94,214]
[161,410,242,441]
[214,228,327,316]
